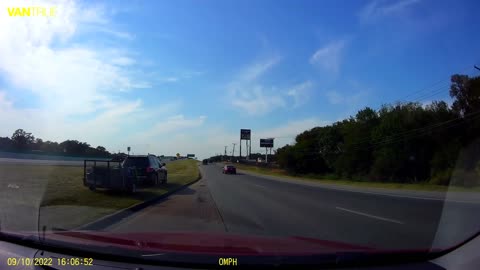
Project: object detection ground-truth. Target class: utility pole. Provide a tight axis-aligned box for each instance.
[232,143,236,159]
[475,65,480,71]
[224,146,227,156]
[249,139,251,160]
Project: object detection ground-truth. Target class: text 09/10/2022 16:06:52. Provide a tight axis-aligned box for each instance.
[6,257,94,267]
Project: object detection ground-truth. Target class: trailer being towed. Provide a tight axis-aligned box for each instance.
[83,159,139,193]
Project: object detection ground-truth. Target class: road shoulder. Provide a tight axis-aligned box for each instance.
[105,177,226,233]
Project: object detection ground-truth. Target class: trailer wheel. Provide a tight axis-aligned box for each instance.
[128,183,137,194]
[89,185,96,191]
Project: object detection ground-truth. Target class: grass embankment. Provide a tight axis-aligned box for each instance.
[233,163,480,192]
[0,159,199,208]
[0,160,200,229]
[43,159,200,207]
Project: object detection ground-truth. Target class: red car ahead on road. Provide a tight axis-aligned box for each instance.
[223,165,236,174]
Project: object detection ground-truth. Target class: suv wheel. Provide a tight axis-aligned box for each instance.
[163,172,167,184]
[154,173,159,186]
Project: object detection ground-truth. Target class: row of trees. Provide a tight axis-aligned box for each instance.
[0,129,112,158]
[275,74,480,186]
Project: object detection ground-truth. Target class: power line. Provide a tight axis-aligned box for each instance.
[342,70,478,147]
[396,65,473,103]
[347,109,480,151]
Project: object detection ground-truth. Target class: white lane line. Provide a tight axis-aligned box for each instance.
[253,184,267,188]
[335,207,404,225]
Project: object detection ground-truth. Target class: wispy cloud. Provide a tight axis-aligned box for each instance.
[241,56,280,82]
[231,86,286,115]
[310,40,346,73]
[359,0,421,23]
[130,115,207,143]
[287,81,313,107]
[228,57,287,115]
[157,70,205,83]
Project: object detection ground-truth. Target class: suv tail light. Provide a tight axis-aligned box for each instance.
[146,167,154,173]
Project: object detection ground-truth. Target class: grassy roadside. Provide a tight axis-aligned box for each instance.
[233,163,480,192]
[41,159,200,207]
[0,160,200,229]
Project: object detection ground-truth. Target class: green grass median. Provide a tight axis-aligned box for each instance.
[233,163,480,192]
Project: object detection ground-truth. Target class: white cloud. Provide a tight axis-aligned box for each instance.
[96,27,135,40]
[287,81,313,107]
[241,56,280,82]
[0,0,160,151]
[227,57,289,115]
[0,0,146,117]
[126,115,207,153]
[231,86,286,115]
[146,115,207,136]
[156,70,205,83]
[310,40,346,73]
[359,0,421,23]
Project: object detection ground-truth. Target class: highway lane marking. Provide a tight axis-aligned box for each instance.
[252,184,267,188]
[335,207,404,224]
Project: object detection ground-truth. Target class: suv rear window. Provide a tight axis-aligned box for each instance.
[123,157,149,167]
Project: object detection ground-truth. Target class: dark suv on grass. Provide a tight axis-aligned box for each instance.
[122,155,167,186]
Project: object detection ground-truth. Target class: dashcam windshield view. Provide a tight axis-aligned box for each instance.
[0,0,479,268]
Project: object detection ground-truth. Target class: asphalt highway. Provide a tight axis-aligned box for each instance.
[106,164,480,250]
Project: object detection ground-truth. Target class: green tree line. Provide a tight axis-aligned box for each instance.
[275,74,480,186]
[0,129,115,158]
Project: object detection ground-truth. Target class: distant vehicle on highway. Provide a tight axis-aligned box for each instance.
[202,159,209,165]
[222,165,236,174]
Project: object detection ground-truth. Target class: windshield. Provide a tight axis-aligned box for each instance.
[123,157,149,167]
[1,0,480,267]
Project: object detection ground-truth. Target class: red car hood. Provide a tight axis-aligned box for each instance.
[14,231,373,256]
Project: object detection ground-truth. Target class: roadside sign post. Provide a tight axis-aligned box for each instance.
[260,138,274,164]
[240,129,251,160]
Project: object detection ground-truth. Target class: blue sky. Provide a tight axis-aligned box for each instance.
[0,0,479,158]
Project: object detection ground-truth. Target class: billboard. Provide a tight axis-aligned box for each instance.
[187,154,195,158]
[240,129,251,140]
[260,138,274,148]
